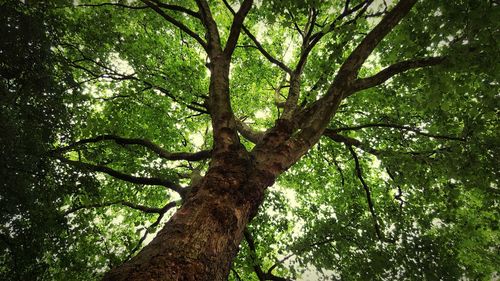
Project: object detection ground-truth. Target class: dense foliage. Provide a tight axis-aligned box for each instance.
[1,0,498,280]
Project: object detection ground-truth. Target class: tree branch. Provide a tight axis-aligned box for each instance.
[141,0,207,50]
[338,0,418,78]
[195,0,221,53]
[291,1,435,160]
[77,3,148,9]
[231,267,243,281]
[386,168,405,210]
[149,0,200,19]
[346,145,383,240]
[224,0,253,57]
[54,135,212,161]
[64,200,167,216]
[222,0,292,73]
[323,129,381,155]
[244,229,266,281]
[324,129,454,159]
[330,122,465,141]
[244,229,291,281]
[53,156,184,194]
[59,42,209,114]
[350,57,445,93]
[236,120,265,143]
[127,201,178,259]
[318,145,345,187]
[295,0,373,75]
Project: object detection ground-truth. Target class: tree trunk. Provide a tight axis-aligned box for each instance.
[103,148,275,281]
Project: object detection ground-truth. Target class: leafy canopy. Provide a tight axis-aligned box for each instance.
[0,0,499,280]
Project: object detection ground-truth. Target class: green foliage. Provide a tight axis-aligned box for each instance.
[1,0,499,280]
[0,1,98,279]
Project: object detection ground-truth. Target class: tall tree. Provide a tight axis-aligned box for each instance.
[2,0,499,280]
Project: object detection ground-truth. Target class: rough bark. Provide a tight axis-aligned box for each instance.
[103,151,272,281]
[102,117,301,281]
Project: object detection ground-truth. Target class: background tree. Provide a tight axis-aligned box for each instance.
[1,0,498,280]
[0,1,103,279]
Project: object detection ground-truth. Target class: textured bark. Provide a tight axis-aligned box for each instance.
[103,119,300,281]
[103,150,273,281]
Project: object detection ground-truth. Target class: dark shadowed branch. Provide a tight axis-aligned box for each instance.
[53,134,211,161]
[324,129,453,159]
[244,229,292,281]
[64,200,166,216]
[57,42,209,114]
[231,267,243,281]
[346,145,383,240]
[126,201,178,259]
[244,229,267,281]
[53,155,184,195]
[330,122,465,141]
[149,0,201,18]
[77,3,148,9]
[318,145,345,187]
[141,0,207,50]
[323,130,382,155]
[386,168,405,210]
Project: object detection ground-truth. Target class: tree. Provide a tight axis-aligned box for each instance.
[0,1,103,279]
[1,0,499,280]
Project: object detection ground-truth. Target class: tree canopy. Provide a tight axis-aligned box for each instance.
[1,0,499,280]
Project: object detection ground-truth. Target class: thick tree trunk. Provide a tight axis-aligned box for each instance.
[103,148,275,281]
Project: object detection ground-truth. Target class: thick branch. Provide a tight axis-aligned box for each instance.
[338,0,418,77]
[141,0,207,50]
[281,74,301,120]
[293,8,318,73]
[54,135,212,161]
[290,0,420,153]
[54,156,184,194]
[195,0,221,53]
[350,57,445,93]
[236,120,265,144]
[224,0,254,57]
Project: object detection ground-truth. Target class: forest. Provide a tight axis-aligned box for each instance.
[0,0,499,280]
